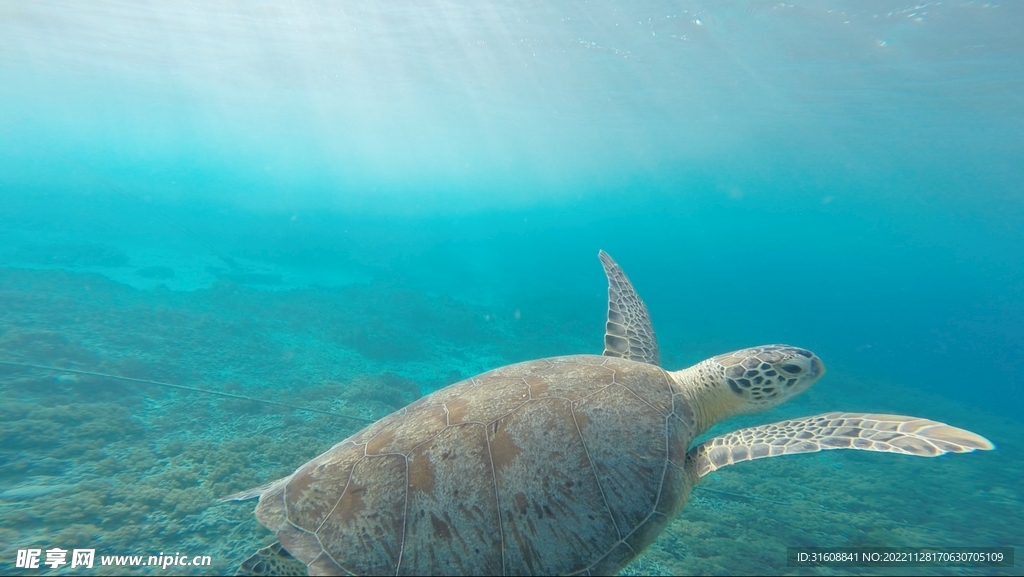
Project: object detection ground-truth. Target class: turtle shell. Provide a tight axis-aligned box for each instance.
[251,355,696,576]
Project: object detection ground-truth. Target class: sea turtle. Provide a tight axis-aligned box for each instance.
[224,250,993,576]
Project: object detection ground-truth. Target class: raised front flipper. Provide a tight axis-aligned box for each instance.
[686,412,994,478]
[598,250,660,366]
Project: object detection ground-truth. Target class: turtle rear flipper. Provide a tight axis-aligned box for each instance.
[236,542,307,576]
[686,412,994,478]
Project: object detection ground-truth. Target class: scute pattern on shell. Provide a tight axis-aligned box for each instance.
[251,355,697,576]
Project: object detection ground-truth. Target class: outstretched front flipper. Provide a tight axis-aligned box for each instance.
[687,412,994,478]
[598,250,660,366]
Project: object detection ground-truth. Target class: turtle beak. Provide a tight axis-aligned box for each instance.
[809,356,825,380]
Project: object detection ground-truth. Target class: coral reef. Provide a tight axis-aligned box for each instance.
[2,242,131,268]
[0,265,1019,576]
[336,372,421,412]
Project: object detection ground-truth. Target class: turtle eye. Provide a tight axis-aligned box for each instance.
[781,364,802,375]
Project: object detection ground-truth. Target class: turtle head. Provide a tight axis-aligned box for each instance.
[712,344,825,414]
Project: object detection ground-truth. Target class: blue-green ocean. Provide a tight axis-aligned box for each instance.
[1,1,1021,575]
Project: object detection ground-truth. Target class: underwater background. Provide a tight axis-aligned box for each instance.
[0,1,1021,575]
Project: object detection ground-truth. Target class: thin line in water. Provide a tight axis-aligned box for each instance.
[0,360,374,424]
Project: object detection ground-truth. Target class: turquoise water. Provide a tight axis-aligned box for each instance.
[1,1,1021,575]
